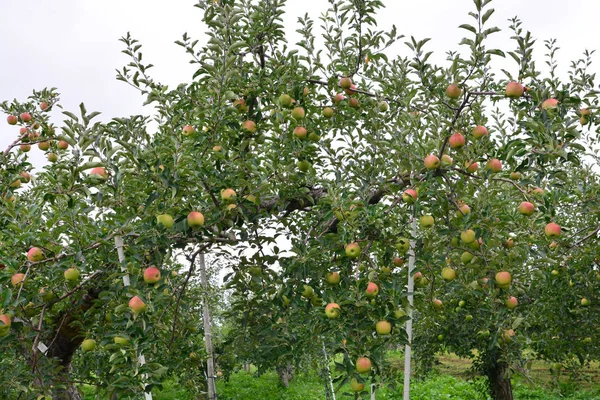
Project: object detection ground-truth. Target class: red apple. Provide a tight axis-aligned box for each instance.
[506,296,518,309]
[187,211,205,228]
[143,266,161,284]
[393,257,404,267]
[221,188,237,202]
[424,154,440,170]
[57,140,69,150]
[333,93,344,104]
[11,273,25,286]
[449,132,466,149]
[486,158,502,173]
[495,271,512,289]
[541,98,559,110]
[0,314,11,328]
[446,84,462,99]
[472,125,488,139]
[325,303,341,319]
[291,107,305,120]
[345,84,357,96]
[545,222,561,238]
[7,115,17,125]
[90,167,108,179]
[182,125,195,135]
[456,203,470,217]
[505,82,524,98]
[402,189,417,203]
[293,126,307,139]
[27,247,44,262]
[348,98,359,108]
[242,120,256,134]
[40,102,49,111]
[432,298,443,311]
[510,172,521,180]
[365,282,379,298]
[465,160,479,173]
[355,357,372,374]
[518,202,535,216]
[20,113,32,122]
[129,296,147,314]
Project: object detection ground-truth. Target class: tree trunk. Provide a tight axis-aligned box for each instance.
[276,363,294,388]
[487,361,513,400]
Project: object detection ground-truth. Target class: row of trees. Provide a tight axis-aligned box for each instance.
[1,1,599,399]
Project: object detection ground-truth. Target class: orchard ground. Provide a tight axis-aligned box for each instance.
[80,352,600,399]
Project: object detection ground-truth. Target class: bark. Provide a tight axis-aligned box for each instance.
[276,363,294,388]
[487,361,513,400]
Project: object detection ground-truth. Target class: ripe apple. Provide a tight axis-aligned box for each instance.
[293,126,307,139]
[456,203,470,217]
[449,132,466,149]
[90,167,108,179]
[40,102,49,111]
[348,97,360,108]
[506,296,518,309]
[502,329,515,343]
[365,282,379,298]
[378,101,389,112]
[472,125,488,139]
[580,108,591,125]
[279,94,293,107]
[81,339,96,352]
[187,211,205,228]
[46,153,57,162]
[37,141,50,151]
[301,285,314,298]
[55,140,68,150]
[461,229,476,244]
[495,271,512,289]
[549,241,558,251]
[333,93,344,104]
[345,84,357,96]
[143,266,161,284]
[441,267,456,282]
[114,336,129,345]
[432,298,443,311]
[510,172,521,180]
[424,154,440,170]
[518,201,535,216]
[486,158,502,173]
[465,160,479,173]
[129,296,147,313]
[20,112,32,122]
[413,271,423,281]
[64,268,80,281]
[350,379,365,392]
[402,189,417,204]
[339,77,352,90]
[326,271,340,285]
[7,115,17,125]
[376,320,391,335]
[545,222,561,238]
[325,303,341,319]
[242,120,257,134]
[393,257,404,267]
[291,107,305,120]
[221,188,237,202]
[20,144,31,152]
[212,145,223,152]
[356,357,372,374]
[441,154,453,166]
[322,107,334,118]
[156,214,174,228]
[10,179,21,188]
[504,238,514,249]
[182,125,195,135]
[19,171,31,183]
[420,215,434,228]
[446,84,462,99]
[345,242,361,258]
[505,81,524,98]
[581,298,591,306]
[11,273,25,286]
[532,187,545,196]
[461,252,474,264]
[541,98,559,110]
[0,314,11,329]
[27,247,44,262]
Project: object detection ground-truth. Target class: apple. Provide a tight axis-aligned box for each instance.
[446,84,462,99]
[326,271,340,285]
[242,120,256,134]
[502,329,515,343]
[580,108,591,124]
[339,77,352,90]
[581,298,591,306]
[356,357,372,374]
[549,241,558,251]
[441,154,453,166]
[449,132,466,149]
[365,282,379,298]
[291,107,305,120]
[394,308,406,318]
[20,113,32,122]
[510,172,521,180]
[458,300,466,307]
[156,214,174,228]
[532,187,545,196]
[376,320,391,335]
[378,101,389,112]
[486,158,502,173]
[541,98,559,110]
[545,222,561,238]
[187,211,205,228]
[350,379,365,392]
[279,94,293,107]
[0,314,12,329]
[40,102,49,111]
[7,115,17,125]
[297,160,310,172]
[46,153,58,162]
[461,252,474,264]
[129,296,147,314]
[293,126,307,139]
[393,257,404,267]
[465,160,479,173]
[413,271,423,281]
[402,189,417,203]
[456,203,470,217]
[333,93,344,104]
[437,334,445,341]
[20,144,31,152]
[27,247,44,262]
[64,268,80,281]
[504,238,514,249]
[212,145,223,152]
[90,167,108,179]
[19,171,31,183]
[432,298,443,311]
[301,285,314,298]
[506,296,518,309]
[495,271,512,289]
[472,125,488,139]
[345,84,357,96]
[420,215,434,228]
[345,242,361,258]
[396,238,410,254]
[461,229,476,244]
[221,188,237,202]
[81,339,96,352]
[322,107,334,118]
[54,139,67,150]
[308,131,321,142]
[465,315,473,321]
[37,141,50,151]
[11,273,25,286]
[424,154,440,170]
[348,98,360,108]
[182,125,195,135]
[551,269,559,276]
[441,267,456,282]
[143,266,161,284]
[505,81,524,98]
[39,287,55,302]
[325,303,341,319]
[114,336,129,345]
[518,201,535,216]
[19,127,28,135]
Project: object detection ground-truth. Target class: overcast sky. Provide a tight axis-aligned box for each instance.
[1,0,599,168]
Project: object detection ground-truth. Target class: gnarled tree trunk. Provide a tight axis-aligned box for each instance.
[276,363,294,388]
[486,361,513,400]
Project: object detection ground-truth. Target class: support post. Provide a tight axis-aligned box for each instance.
[199,253,217,400]
[403,212,417,400]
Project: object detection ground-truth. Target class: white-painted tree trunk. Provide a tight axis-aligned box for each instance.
[321,339,336,400]
[199,253,217,400]
[114,236,152,400]
[403,215,417,400]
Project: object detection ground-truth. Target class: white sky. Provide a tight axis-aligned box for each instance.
[1,0,598,167]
